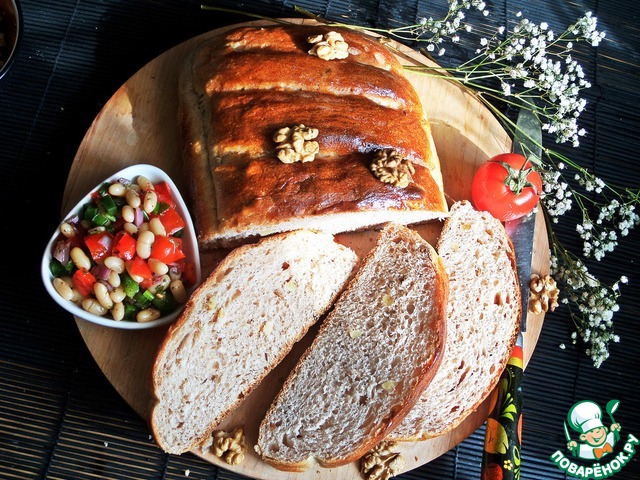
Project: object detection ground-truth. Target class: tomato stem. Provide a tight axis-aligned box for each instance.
[496,161,538,196]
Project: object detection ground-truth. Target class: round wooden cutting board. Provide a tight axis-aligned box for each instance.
[62,19,549,480]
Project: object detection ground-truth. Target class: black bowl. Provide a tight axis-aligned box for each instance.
[0,0,22,80]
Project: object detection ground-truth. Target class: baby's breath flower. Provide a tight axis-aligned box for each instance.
[551,244,626,367]
[283,2,636,368]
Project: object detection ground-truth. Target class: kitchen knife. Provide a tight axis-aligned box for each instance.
[480,107,541,480]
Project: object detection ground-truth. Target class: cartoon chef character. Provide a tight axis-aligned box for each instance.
[566,400,621,460]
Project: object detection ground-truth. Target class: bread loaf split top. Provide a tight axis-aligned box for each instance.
[256,223,448,471]
[150,229,357,454]
[179,24,448,249]
[389,201,521,441]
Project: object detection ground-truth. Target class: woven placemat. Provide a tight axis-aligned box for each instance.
[1,0,638,478]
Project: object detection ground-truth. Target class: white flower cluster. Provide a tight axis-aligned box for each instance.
[398,0,489,56]
[551,254,625,368]
[540,169,573,221]
[471,14,600,146]
[575,196,639,260]
[571,11,606,46]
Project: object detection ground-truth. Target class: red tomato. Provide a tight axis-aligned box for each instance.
[84,231,113,261]
[150,236,185,264]
[154,182,176,208]
[72,269,97,297]
[157,206,185,236]
[112,231,137,261]
[128,256,153,280]
[471,153,542,221]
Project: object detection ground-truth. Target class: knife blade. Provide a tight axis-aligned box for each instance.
[481,107,541,480]
[504,213,536,333]
[507,106,542,332]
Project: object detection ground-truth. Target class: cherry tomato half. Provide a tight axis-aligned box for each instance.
[471,153,542,222]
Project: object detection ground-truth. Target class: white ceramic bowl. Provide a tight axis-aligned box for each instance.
[0,0,22,80]
[41,164,201,329]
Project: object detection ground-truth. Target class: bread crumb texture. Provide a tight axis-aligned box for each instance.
[257,224,446,468]
[391,201,520,440]
[151,230,357,453]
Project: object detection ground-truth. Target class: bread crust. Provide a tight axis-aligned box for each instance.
[257,224,448,471]
[149,229,357,454]
[389,201,521,441]
[179,25,448,250]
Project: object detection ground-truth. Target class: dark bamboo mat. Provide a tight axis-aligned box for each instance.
[1,0,639,478]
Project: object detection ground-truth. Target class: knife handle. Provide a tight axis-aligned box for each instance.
[481,333,523,480]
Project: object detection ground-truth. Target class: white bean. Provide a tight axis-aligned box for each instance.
[137,222,149,234]
[143,190,158,214]
[108,271,121,288]
[93,282,114,310]
[111,302,125,321]
[109,286,126,303]
[82,298,108,316]
[137,308,161,323]
[137,230,155,259]
[70,247,91,271]
[123,222,138,236]
[108,182,127,197]
[170,279,188,304]
[125,188,141,208]
[60,222,76,238]
[70,288,84,304]
[148,258,168,275]
[121,205,135,223]
[149,217,166,236]
[137,175,155,192]
[53,278,74,301]
[104,256,125,274]
[148,274,170,294]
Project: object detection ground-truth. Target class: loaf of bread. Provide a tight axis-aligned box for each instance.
[389,201,521,441]
[179,24,448,249]
[150,229,357,454]
[256,223,448,471]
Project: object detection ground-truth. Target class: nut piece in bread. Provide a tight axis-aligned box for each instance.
[179,25,448,249]
[150,229,357,454]
[389,201,521,440]
[256,223,448,471]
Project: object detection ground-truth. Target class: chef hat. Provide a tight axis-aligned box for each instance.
[568,400,604,434]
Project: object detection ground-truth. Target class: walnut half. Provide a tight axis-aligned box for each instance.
[201,427,247,465]
[528,274,560,314]
[370,149,415,188]
[273,124,319,163]
[307,31,349,60]
[360,440,405,480]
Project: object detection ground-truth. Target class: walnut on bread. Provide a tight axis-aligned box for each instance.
[307,31,350,60]
[273,124,320,163]
[179,25,448,249]
[370,149,416,188]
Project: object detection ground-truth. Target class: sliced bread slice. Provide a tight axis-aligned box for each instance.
[150,229,358,454]
[256,223,448,471]
[389,200,521,441]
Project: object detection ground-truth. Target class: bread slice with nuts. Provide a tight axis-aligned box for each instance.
[150,229,358,454]
[389,200,521,441]
[256,223,448,471]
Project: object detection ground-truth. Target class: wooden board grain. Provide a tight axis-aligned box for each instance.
[62,19,550,479]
